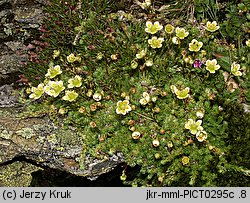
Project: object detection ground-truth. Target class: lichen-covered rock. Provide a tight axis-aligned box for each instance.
[0,107,124,186]
[0,161,41,187]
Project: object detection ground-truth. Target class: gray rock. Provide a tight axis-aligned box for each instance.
[0,9,11,20]
[0,107,124,183]
[4,41,23,51]
[0,84,19,107]
[14,7,43,24]
[0,0,11,8]
[0,54,25,74]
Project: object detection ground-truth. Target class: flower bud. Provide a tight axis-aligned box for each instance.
[90,121,96,128]
[152,139,160,147]
[132,131,141,140]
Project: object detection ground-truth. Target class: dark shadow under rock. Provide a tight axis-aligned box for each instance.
[30,164,126,187]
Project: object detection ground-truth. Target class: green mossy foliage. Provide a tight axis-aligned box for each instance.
[22,0,249,186]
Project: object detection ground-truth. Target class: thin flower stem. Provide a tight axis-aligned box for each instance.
[133,111,155,121]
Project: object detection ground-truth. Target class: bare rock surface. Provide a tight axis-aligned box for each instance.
[0,84,19,107]
[0,0,44,85]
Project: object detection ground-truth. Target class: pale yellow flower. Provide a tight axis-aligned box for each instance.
[139,92,150,105]
[205,59,220,73]
[145,59,153,67]
[246,39,250,47]
[96,52,104,60]
[26,88,31,94]
[196,131,208,142]
[75,55,81,63]
[145,21,163,34]
[231,62,242,76]
[175,27,189,39]
[45,65,62,79]
[121,92,126,98]
[62,90,78,102]
[148,36,164,49]
[29,84,44,100]
[131,60,138,69]
[111,54,118,60]
[136,49,147,59]
[44,81,65,97]
[58,107,67,115]
[185,119,203,135]
[116,100,132,115]
[184,56,194,64]
[86,89,93,97]
[79,106,86,113]
[206,21,220,32]
[67,75,82,88]
[189,39,203,52]
[53,50,60,59]
[67,53,76,63]
[167,141,173,148]
[170,85,177,94]
[140,0,151,9]
[143,92,150,101]
[172,36,180,44]
[145,0,151,7]
[151,96,157,102]
[139,98,148,105]
[93,92,102,101]
[170,85,190,99]
[196,110,205,119]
